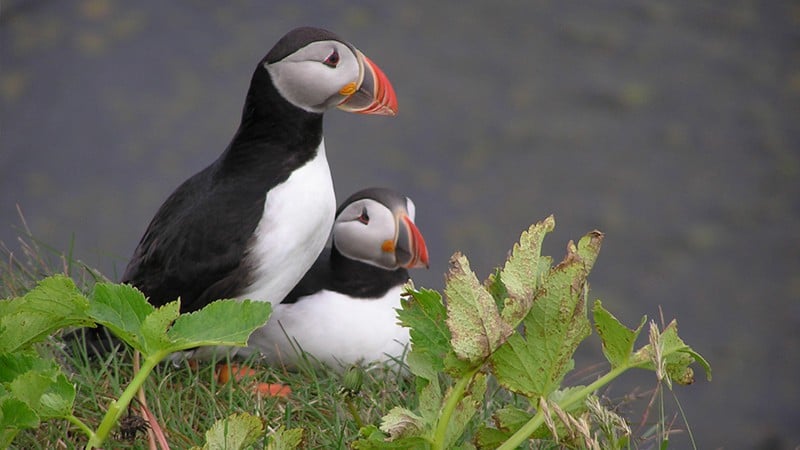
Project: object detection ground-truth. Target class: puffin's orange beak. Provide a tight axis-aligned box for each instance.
[394,214,429,269]
[337,50,398,116]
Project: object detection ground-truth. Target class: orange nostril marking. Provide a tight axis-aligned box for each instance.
[339,81,358,96]
[381,240,395,253]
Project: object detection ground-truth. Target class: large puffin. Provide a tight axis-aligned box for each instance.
[121,27,397,318]
[244,187,429,370]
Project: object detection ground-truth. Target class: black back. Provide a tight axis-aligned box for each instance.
[121,57,324,312]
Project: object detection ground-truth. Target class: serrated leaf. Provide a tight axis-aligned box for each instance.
[498,216,555,327]
[380,407,426,440]
[491,231,603,398]
[397,288,451,379]
[167,299,271,351]
[0,352,75,419]
[271,427,304,450]
[352,425,430,450]
[0,275,92,352]
[634,320,712,385]
[199,412,264,450]
[659,321,711,383]
[266,425,303,450]
[445,254,513,364]
[593,300,646,368]
[0,352,53,383]
[7,369,75,419]
[88,282,153,352]
[1,396,40,447]
[139,301,180,355]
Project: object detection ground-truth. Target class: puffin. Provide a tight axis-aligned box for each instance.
[123,27,397,313]
[244,187,429,371]
[73,27,398,355]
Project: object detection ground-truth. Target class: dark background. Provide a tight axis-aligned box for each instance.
[2,1,798,448]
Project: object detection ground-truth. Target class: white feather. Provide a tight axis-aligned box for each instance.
[245,285,410,372]
[240,141,335,304]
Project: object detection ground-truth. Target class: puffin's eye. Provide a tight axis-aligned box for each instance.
[357,207,369,224]
[323,49,340,68]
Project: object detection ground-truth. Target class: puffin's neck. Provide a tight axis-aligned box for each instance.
[220,65,325,171]
[330,246,410,298]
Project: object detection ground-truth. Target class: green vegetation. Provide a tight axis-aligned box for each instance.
[1,216,710,449]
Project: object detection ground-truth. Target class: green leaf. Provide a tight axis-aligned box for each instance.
[639,320,712,384]
[6,366,75,419]
[0,396,39,448]
[397,288,452,379]
[380,407,426,440]
[198,412,264,450]
[0,352,51,383]
[491,231,603,398]
[0,275,92,352]
[352,425,430,449]
[266,425,304,450]
[445,254,513,364]
[167,299,271,351]
[88,282,154,352]
[497,216,555,327]
[475,406,532,449]
[593,300,646,368]
[139,300,180,355]
[416,376,442,424]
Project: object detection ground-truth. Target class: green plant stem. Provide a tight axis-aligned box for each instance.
[86,350,168,449]
[431,366,480,450]
[345,397,365,429]
[497,364,630,450]
[66,414,94,442]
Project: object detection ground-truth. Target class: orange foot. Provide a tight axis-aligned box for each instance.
[215,363,291,398]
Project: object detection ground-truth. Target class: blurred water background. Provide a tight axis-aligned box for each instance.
[1,1,798,448]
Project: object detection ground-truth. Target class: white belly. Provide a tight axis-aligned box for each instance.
[240,141,335,305]
[246,285,410,372]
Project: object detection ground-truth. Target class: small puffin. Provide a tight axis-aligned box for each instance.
[245,187,429,370]
[122,27,398,316]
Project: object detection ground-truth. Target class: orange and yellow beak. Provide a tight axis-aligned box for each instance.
[389,214,429,269]
[337,50,398,116]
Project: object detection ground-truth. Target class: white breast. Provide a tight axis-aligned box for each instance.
[245,285,410,372]
[240,141,335,305]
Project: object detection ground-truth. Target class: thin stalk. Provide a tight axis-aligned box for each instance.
[345,397,365,429]
[66,414,94,441]
[497,364,630,450]
[86,350,168,449]
[431,366,480,450]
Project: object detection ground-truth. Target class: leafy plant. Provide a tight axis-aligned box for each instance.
[0,275,272,449]
[353,216,711,449]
